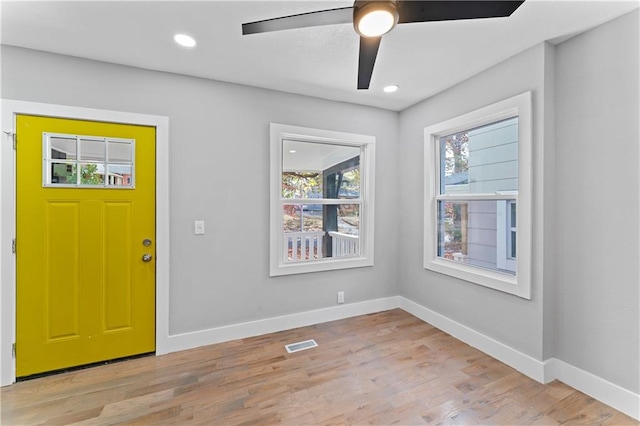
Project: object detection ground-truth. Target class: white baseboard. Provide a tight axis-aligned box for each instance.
[545,358,640,420]
[398,296,547,382]
[163,295,639,421]
[398,296,639,421]
[164,296,400,354]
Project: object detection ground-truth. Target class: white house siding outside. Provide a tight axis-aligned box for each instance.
[447,117,518,273]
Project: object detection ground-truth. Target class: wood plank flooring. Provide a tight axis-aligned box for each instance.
[1,309,638,425]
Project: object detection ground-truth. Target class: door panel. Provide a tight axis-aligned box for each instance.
[45,201,81,342]
[16,115,156,377]
[104,201,133,332]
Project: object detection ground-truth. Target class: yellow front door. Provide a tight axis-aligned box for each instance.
[16,115,156,377]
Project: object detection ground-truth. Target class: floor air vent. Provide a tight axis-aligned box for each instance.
[285,339,318,354]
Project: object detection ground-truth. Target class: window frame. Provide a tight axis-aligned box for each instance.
[270,123,375,277]
[42,132,136,189]
[496,199,517,272]
[423,92,532,299]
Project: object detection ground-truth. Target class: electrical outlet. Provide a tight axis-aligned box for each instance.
[337,291,344,304]
[194,220,205,235]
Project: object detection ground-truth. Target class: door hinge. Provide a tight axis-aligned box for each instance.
[3,131,16,149]
[12,238,16,254]
[12,343,16,359]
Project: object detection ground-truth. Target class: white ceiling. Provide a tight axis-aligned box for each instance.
[1,0,638,111]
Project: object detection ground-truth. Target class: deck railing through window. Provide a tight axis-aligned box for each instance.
[284,231,360,262]
[285,231,324,262]
[329,231,359,258]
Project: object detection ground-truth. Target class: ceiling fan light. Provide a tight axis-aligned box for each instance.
[358,10,395,37]
[354,1,399,38]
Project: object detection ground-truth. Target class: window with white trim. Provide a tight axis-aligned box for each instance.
[424,92,532,298]
[43,132,135,188]
[270,124,375,277]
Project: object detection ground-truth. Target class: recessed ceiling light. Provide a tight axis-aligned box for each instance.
[289,150,296,153]
[174,34,196,48]
[383,84,399,93]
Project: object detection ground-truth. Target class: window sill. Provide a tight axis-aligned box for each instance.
[424,257,530,299]
[270,256,373,277]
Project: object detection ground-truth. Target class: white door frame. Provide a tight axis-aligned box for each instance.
[0,99,171,386]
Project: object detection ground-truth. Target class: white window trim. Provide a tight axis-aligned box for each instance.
[496,200,517,272]
[423,92,532,299]
[270,123,375,277]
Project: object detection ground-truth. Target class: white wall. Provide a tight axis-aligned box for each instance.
[0,46,400,335]
[398,42,553,360]
[554,9,639,393]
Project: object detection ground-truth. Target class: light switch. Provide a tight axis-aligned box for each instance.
[194,220,205,235]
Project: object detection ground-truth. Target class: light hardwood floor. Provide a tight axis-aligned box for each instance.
[1,309,638,425]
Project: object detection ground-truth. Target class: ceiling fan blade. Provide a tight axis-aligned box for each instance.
[398,1,525,24]
[358,36,381,90]
[242,7,353,35]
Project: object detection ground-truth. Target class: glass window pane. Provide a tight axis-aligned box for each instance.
[282,140,360,200]
[282,172,322,199]
[78,163,104,185]
[336,204,359,235]
[283,204,323,233]
[323,158,360,200]
[50,136,76,160]
[44,133,135,189]
[80,138,105,162]
[51,162,76,184]
[107,164,133,186]
[440,117,518,195]
[437,199,515,275]
[332,204,360,259]
[338,167,360,198]
[108,141,133,163]
[283,204,324,262]
[283,204,360,262]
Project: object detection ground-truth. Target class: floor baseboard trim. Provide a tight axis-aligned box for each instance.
[165,296,400,354]
[545,358,640,420]
[163,295,639,421]
[399,297,639,421]
[398,296,547,383]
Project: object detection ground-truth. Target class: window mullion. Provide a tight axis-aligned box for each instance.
[280,198,362,205]
[435,194,517,201]
[75,135,81,185]
[103,137,108,187]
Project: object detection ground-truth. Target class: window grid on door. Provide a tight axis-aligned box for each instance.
[42,132,135,188]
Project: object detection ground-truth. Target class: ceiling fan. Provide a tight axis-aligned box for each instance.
[242,1,524,90]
